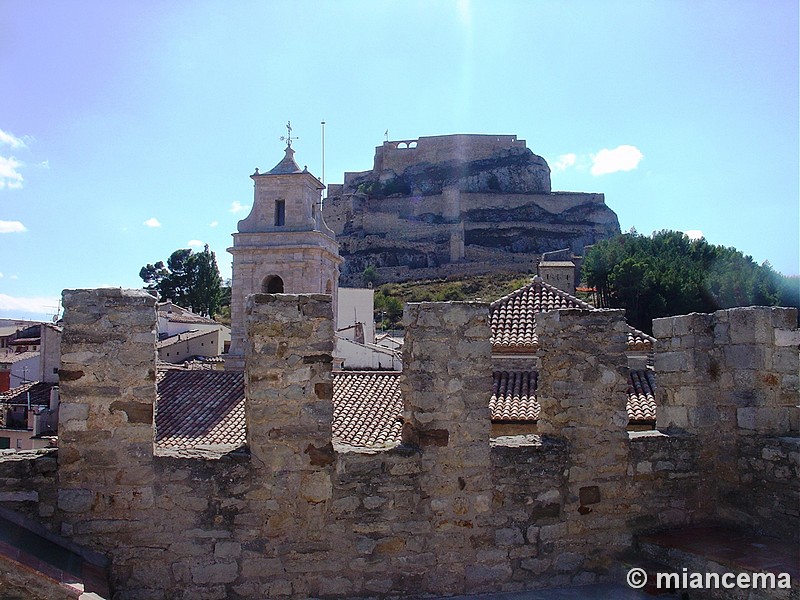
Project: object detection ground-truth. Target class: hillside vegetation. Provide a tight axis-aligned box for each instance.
[373,273,533,329]
[583,230,799,333]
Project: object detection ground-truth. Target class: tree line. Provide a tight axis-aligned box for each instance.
[581,230,799,333]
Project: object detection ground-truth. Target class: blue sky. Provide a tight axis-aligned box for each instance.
[1,0,798,321]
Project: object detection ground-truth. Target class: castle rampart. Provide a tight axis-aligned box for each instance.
[372,135,530,177]
[0,290,796,598]
[323,134,619,284]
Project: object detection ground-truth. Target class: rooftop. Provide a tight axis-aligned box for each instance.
[152,368,656,452]
[490,276,655,353]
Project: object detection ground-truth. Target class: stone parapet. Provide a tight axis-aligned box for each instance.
[652,306,799,538]
[653,307,798,435]
[1,289,793,599]
[536,309,632,575]
[400,302,497,593]
[244,293,335,469]
[57,288,158,560]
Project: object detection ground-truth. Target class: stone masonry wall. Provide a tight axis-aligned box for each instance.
[0,449,58,527]
[653,307,799,540]
[56,288,158,593]
[399,302,497,594]
[535,309,633,577]
[2,291,796,598]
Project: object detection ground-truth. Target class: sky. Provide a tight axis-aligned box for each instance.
[1,0,798,321]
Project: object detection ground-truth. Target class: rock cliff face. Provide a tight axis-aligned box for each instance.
[324,135,620,285]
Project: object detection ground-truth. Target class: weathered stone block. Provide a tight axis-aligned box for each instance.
[57,488,94,512]
[190,561,239,585]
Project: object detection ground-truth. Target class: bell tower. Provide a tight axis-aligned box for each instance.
[226,124,341,370]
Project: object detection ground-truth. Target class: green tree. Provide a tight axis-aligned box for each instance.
[582,230,799,332]
[139,246,223,317]
[362,265,379,287]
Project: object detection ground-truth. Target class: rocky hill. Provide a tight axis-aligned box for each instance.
[323,134,620,285]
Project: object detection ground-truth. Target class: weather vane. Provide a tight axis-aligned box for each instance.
[280,121,298,148]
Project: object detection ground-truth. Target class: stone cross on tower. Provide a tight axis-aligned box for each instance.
[280,121,297,148]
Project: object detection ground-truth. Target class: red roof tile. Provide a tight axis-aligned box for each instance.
[0,381,56,406]
[490,371,539,421]
[150,366,657,451]
[332,371,404,449]
[490,276,593,352]
[489,276,654,353]
[627,368,657,422]
[155,370,245,449]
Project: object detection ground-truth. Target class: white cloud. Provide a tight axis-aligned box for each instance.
[590,145,644,176]
[0,272,3,279]
[551,153,577,172]
[0,156,24,189]
[143,217,161,228]
[209,220,219,227]
[0,294,60,315]
[0,128,27,149]
[0,220,27,233]
[187,239,204,248]
[684,229,704,240]
[230,201,250,214]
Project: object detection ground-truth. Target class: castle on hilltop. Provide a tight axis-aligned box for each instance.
[324,134,621,285]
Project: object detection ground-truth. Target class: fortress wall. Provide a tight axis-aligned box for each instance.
[57,288,159,592]
[375,135,527,175]
[0,449,58,526]
[326,190,617,284]
[653,307,799,540]
[535,309,635,573]
[1,291,796,598]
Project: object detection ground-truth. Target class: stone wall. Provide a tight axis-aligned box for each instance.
[56,288,158,594]
[1,291,796,598]
[653,307,799,541]
[0,449,58,526]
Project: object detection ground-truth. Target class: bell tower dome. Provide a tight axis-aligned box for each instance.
[226,125,341,371]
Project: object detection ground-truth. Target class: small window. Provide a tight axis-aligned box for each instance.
[263,275,285,294]
[275,200,286,226]
[0,437,9,450]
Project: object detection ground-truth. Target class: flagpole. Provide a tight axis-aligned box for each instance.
[321,121,326,185]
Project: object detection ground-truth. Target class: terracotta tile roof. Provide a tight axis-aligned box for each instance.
[627,327,656,352]
[155,370,245,449]
[490,371,539,421]
[157,302,217,325]
[156,329,212,349]
[627,369,657,422]
[489,276,654,353]
[332,371,403,449]
[0,351,39,365]
[150,366,657,451]
[490,276,594,352]
[8,338,40,346]
[0,381,56,406]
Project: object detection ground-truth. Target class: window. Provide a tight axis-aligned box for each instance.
[0,437,9,450]
[275,200,286,226]
[263,275,285,294]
